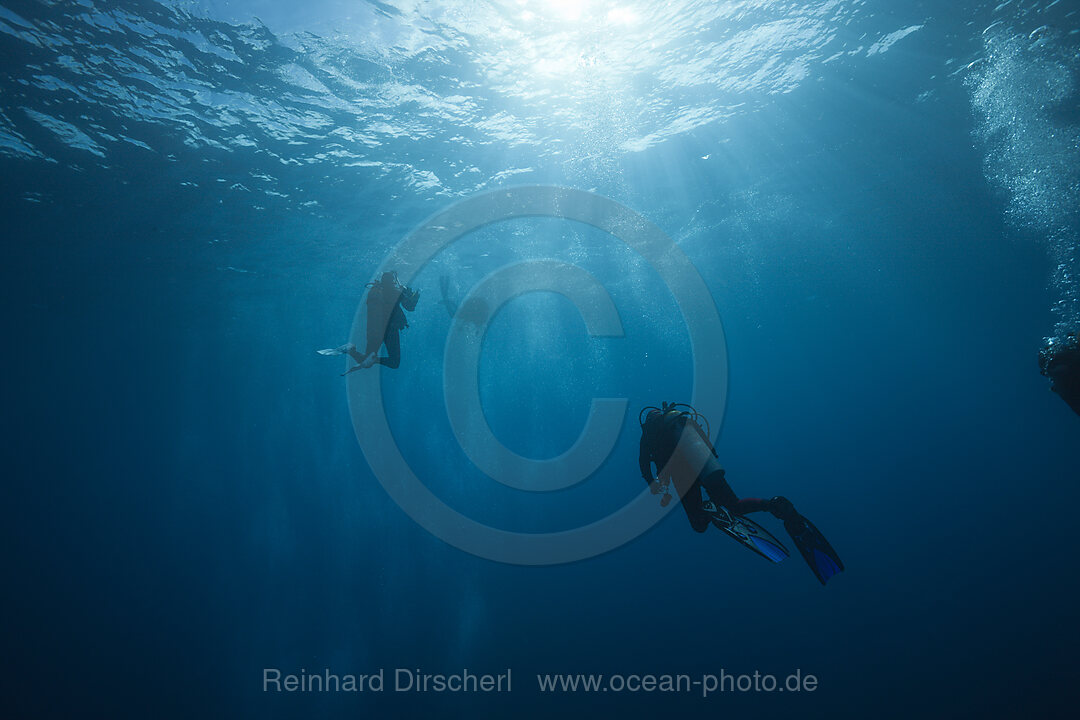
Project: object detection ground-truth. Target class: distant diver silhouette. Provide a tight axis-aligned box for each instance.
[318,270,420,373]
[439,273,488,329]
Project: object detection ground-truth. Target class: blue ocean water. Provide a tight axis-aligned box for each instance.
[2,0,1079,717]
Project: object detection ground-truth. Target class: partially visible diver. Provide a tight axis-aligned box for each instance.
[438,273,489,329]
[439,274,457,318]
[639,402,844,585]
[1039,333,1080,416]
[318,270,420,373]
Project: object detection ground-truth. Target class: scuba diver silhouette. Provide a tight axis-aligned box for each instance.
[318,270,420,373]
[639,402,844,585]
[1040,333,1080,416]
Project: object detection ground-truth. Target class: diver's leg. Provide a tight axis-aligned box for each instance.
[701,469,736,508]
[364,321,384,359]
[700,469,773,516]
[678,481,710,533]
[376,330,401,369]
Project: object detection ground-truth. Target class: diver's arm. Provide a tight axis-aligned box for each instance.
[639,440,664,496]
[400,286,420,312]
[638,439,654,483]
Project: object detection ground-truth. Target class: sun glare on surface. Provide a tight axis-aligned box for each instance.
[605,7,639,25]
[539,0,588,22]
[518,0,639,26]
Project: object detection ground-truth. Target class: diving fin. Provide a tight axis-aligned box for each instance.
[340,351,378,375]
[317,343,355,356]
[707,503,790,564]
[338,352,378,376]
[784,514,844,585]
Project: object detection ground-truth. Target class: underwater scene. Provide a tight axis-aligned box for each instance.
[3,0,1079,717]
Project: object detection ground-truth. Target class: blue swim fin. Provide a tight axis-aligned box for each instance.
[707,503,790,563]
[784,514,844,585]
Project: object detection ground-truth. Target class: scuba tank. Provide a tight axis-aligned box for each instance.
[639,401,722,505]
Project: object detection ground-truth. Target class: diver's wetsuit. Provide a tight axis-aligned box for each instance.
[364,278,419,369]
[1040,339,1080,417]
[638,405,845,585]
[639,410,773,533]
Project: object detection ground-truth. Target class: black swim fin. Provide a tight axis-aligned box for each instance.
[784,514,844,585]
